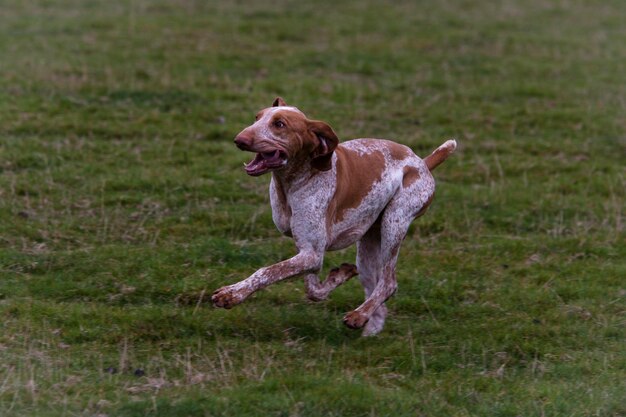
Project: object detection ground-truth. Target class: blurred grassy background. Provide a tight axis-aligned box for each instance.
[0,0,624,416]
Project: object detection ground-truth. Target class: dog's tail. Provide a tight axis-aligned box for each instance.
[424,139,457,171]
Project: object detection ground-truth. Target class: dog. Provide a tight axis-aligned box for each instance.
[212,97,456,336]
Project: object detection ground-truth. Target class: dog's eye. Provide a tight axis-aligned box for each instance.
[274,120,286,128]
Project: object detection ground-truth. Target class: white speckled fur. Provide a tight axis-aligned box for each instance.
[212,101,456,336]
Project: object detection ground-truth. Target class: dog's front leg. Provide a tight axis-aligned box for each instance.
[304,263,359,302]
[212,251,322,309]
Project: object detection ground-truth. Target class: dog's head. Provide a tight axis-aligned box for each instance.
[234,97,339,176]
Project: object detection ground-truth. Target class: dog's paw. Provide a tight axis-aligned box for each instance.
[336,263,358,278]
[211,285,245,309]
[343,310,369,329]
[306,291,326,302]
[327,263,358,286]
[362,317,384,336]
[339,263,358,275]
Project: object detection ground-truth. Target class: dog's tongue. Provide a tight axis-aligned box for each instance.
[244,154,265,175]
[244,150,281,175]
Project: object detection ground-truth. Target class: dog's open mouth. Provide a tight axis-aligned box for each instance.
[244,150,288,176]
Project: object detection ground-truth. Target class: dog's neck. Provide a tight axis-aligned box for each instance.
[271,155,322,193]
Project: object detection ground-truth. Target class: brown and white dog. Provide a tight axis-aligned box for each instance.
[212,97,456,336]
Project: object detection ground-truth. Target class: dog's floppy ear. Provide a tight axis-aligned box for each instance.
[308,120,339,171]
[272,97,286,107]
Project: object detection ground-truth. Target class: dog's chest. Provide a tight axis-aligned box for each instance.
[269,178,292,236]
[269,174,335,239]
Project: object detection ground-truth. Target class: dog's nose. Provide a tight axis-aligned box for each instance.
[234,134,253,150]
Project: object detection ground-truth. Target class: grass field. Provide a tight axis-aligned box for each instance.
[1,0,625,415]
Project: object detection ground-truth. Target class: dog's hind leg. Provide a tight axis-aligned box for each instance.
[345,220,390,336]
[344,194,418,334]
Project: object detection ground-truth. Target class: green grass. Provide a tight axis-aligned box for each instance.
[1,0,624,415]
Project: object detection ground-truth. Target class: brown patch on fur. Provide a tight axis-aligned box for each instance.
[266,110,315,157]
[272,110,309,134]
[308,119,339,171]
[387,142,412,160]
[402,166,420,188]
[329,147,385,223]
